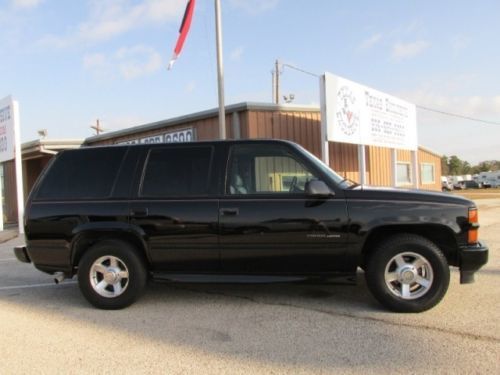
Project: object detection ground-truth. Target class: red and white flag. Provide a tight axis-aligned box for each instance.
[168,0,196,70]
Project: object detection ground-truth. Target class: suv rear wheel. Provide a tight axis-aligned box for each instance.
[365,234,450,313]
[77,240,148,309]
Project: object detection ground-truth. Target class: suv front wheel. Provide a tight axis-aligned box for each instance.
[77,240,148,309]
[365,234,450,313]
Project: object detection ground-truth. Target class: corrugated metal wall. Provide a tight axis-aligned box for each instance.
[365,146,442,191]
[246,111,321,155]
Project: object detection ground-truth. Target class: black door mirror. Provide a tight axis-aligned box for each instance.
[305,180,333,197]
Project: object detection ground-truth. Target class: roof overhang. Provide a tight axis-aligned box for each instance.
[21,139,83,161]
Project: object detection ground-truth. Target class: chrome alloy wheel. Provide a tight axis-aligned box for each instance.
[384,252,434,300]
[89,255,129,298]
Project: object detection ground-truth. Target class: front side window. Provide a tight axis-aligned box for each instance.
[227,144,317,195]
[141,146,212,197]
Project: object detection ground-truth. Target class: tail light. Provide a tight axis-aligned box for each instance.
[468,208,479,244]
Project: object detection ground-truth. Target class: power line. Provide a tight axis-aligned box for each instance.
[416,105,500,126]
[281,62,319,78]
[277,60,500,126]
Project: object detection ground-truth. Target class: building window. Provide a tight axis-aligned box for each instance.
[420,163,435,184]
[397,162,412,186]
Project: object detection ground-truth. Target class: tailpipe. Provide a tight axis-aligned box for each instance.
[54,272,66,284]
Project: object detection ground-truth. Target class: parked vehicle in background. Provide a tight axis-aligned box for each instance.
[449,175,465,190]
[463,180,482,189]
[474,171,500,188]
[441,176,453,191]
[13,140,488,313]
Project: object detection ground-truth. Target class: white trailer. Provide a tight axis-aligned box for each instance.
[475,171,500,188]
[448,175,465,189]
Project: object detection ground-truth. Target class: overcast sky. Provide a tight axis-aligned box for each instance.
[1,0,499,164]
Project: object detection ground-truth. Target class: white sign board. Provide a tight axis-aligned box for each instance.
[321,72,417,150]
[0,96,16,162]
[117,128,195,145]
[0,95,24,233]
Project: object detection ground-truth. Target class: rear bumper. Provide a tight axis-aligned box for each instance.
[459,242,488,284]
[14,245,31,263]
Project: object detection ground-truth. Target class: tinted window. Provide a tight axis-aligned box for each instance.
[227,144,317,195]
[37,148,126,199]
[141,146,212,197]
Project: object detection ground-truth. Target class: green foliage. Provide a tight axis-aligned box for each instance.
[441,156,450,175]
[442,156,498,175]
[471,161,500,174]
[448,155,463,175]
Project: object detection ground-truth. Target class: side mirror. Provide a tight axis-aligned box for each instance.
[305,180,333,197]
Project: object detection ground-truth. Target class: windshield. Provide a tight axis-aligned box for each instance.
[296,144,358,189]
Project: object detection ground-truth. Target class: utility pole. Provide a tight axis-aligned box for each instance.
[274,59,280,104]
[90,119,104,135]
[215,0,226,139]
[272,60,319,104]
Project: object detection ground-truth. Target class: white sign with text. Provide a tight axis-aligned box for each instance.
[0,95,24,233]
[0,96,16,162]
[321,72,417,150]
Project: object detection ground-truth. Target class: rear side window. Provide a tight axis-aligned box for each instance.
[141,146,213,197]
[36,148,126,200]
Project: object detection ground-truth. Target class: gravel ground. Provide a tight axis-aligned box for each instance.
[0,200,499,374]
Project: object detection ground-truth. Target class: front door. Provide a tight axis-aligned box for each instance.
[219,143,349,274]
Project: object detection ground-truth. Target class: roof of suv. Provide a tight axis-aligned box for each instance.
[80,138,299,150]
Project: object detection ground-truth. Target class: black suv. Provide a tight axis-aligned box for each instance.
[14,140,488,312]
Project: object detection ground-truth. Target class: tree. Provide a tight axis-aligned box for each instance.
[462,161,471,174]
[441,156,450,175]
[441,156,498,176]
[448,155,462,175]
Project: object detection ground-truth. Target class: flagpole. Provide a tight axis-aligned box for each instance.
[214,0,226,139]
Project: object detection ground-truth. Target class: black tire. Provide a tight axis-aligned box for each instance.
[77,240,148,310]
[365,234,450,313]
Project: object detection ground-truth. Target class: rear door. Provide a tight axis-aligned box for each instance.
[129,144,220,272]
[219,142,349,274]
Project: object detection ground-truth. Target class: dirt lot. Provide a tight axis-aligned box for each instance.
[0,200,499,374]
[452,188,500,200]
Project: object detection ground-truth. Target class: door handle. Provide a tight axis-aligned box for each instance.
[220,208,239,216]
[130,208,149,217]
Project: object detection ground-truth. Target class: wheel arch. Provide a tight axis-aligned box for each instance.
[71,226,150,270]
[360,224,459,268]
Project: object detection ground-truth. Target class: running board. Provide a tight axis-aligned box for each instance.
[152,273,356,285]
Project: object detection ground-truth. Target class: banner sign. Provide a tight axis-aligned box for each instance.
[0,96,16,162]
[117,128,195,145]
[321,72,417,150]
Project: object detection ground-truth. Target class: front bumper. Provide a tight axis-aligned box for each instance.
[459,241,488,284]
[14,245,31,263]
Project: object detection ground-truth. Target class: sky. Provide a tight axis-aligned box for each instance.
[1,0,499,164]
